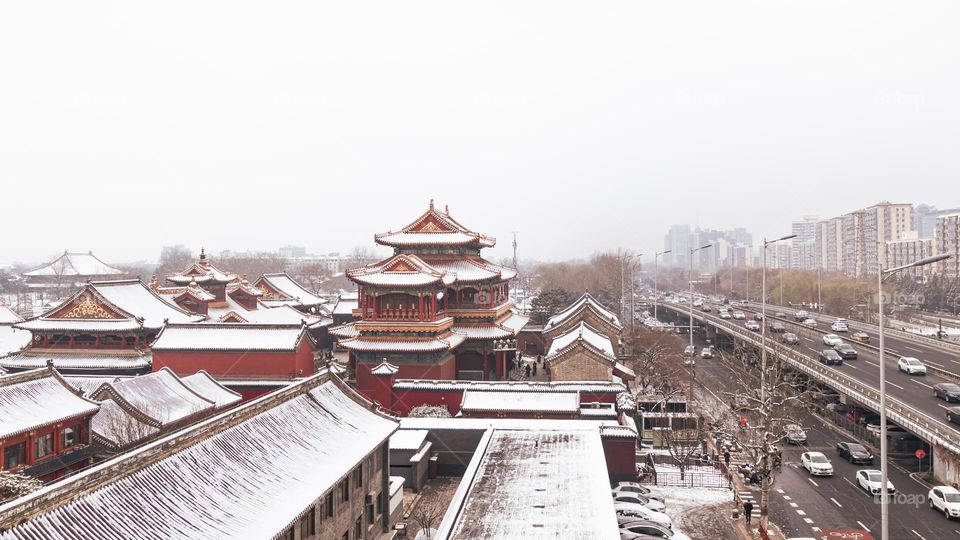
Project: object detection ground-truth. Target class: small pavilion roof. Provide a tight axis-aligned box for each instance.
[0,303,23,324]
[254,273,325,307]
[374,201,496,249]
[544,292,622,332]
[0,368,101,440]
[166,248,237,285]
[90,367,216,429]
[371,361,400,376]
[339,332,465,353]
[546,321,616,360]
[23,251,124,278]
[347,254,455,288]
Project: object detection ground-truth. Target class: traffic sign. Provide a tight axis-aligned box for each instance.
[916,449,927,459]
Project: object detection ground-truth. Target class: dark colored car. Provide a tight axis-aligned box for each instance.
[837,442,874,464]
[754,313,764,321]
[701,304,712,312]
[769,322,786,333]
[850,331,871,343]
[775,311,786,318]
[782,332,799,345]
[934,383,960,403]
[834,343,858,360]
[947,407,960,426]
[819,349,843,366]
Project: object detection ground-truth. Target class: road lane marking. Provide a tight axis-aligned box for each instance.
[843,477,870,497]
[782,495,791,500]
[913,379,934,389]
[830,497,842,508]
[925,360,946,368]
[804,518,814,524]
[812,527,821,533]
[865,360,880,368]
[789,502,798,508]
[857,521,871,532]
[776,488,784,494]
[885,380,905,390]
[912,530,927,540]
[797,510,806,516]
[808,478,819,487]
[906,346,925,353]
[938,404,951,410]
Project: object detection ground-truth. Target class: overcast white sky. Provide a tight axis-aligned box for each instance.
[2,2,958,266]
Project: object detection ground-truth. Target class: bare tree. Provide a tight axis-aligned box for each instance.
[661,417,705,481]
[406,486,447,538]
[408,405,452,418]
[288,261,332,294]
[0,471,43,504]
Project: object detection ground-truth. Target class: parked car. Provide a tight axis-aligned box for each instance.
[898,357,927,375]
[794,310,809,321]
[700,347,714,359]
[928,486,960,519]
[850,331,870,343]
[781,332,799,345]
[614,503,673,528]
[745,321,760,331]
[783,424,807,445]
[837,442,874,464]
[733,311,746,320]
[769,322,786,333]
[934,383,960,402]
[856,469,895,495]
[801,451,834,476]
[819,349,843,366]
[619,520,692,540]
[865,423,906,437]
[803,318,818,327]
[683,345,696,357]
[834,343,858,360]
[946,406,960,426]
[612,482,665,502]
[613,494,666,513]
[831,322,849,332]
[822,334,843,346]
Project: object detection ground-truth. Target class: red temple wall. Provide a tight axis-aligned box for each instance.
[152,339,315,378]
[602,436,637,481]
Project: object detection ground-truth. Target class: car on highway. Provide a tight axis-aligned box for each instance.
[819,349,843,366]
[834,343,858,360]
[928,485,960,519]
[897,357,927,375]
[775,311,786,318]
[700,347,714,359]
[613,494,666,513]
[837,442,874,464]
[946,406,960,426]
[802,318,818,327]
[619,521,692,540]
[783,424,807,445]
[769,322,786,333]
[850,331,871,343]
[822,334,843,346]
[856,469,895,495]
[831,321,849,332]
[614,503,673,528]
[733,311,746,320]
[719,310,731,319]
[934,383,960,402]
[794,310,809,321]
[865,423,906,437]
[754,313,764,321]
[800,451,834,476]
[701,304,712,312]
[781,332,799,345]
[745,320,760,331]
[683,345,696,357]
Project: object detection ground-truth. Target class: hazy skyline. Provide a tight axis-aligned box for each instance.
[2,2,959,266]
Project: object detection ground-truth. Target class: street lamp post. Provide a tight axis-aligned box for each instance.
[877,253,950,540]
[653,250,671,319]
[759,234,796,528]
[688,244,712,401]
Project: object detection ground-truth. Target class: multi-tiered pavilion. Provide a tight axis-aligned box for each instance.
[332,202,527,398]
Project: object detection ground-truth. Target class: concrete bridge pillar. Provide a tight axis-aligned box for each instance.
[933,444,960,485]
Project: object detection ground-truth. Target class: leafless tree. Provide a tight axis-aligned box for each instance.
[0,471,43,504]
[407,405,452,418]
[288,261,332,294]
[406,486,447,538]
[661,418,705,481]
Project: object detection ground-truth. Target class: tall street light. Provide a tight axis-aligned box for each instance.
[653,250,671,319]
[759,233,795,527]
[688,243,713,402]
[877,253,951,540]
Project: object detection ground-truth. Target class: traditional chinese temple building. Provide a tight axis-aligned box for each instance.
[254,272,328,313]
[21,251,126,297]
[331,201,528,402]
[163,248,237,303]
[542,292,623,353]
[4,280,202,376]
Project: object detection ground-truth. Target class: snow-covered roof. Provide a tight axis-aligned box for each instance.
[15,280,202,332]
[425,258,517,284]
[544,292,622,331]
[165,249,237,285]
[0,326,30,357]
[328,321,360,339]
[391,379,626,394]
[90,368,216,428]
[546,321,616,359]
[0,303,23,324]
[23,251,124,277]
[347,254,456,288]
[461,390,580,414]
[254,273,325,307]
[65,375,129,397]
[371,361,399,376]
[91,398,159,449]
[202,294,326,326]
[398,417,620,432]
[0,373,398,539]
[390,429,429,451]
[374,202,496,250]
[332,295,359,316]
[0,368,101,440]
[0,351,152,373]
[339,332,465,352]
[437,429,619,539]
[181,371,243,408]
[151,324,310,352]
[452,311,529,339]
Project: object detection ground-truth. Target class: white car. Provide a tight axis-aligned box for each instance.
[700,347,714,359]
[719,311,732,319]
[613,494,666,513]
[831,322,849,332]
[898,357,927,375]
[733,311,746,320]
[800,451,834,476]
[856,469,895,495]
[803,318,818,327]
[822,334,843,347]
[929,485,960,519]
[745,321,760,331]
[614,502,673,528]
[620,521,692,540]
[612,482,665,502]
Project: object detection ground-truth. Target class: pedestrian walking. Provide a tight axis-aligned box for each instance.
[743,500,753,524]
[525,364,531,377]
[723,449,730,469]
[532,364,537,376]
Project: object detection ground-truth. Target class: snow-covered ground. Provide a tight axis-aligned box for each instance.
[646,484,735,540]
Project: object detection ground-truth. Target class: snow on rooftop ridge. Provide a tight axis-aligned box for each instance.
[254,273,324,306]
[0,368,101,440]
[0,371,399,537]
[460,390,580,413]
[180,370,243,409]
[371,361,399,376]
[22,251,125,278]
[90,367,216,429]
[544,292,622,331]
[546,321,616,359]
[391,379,626,393]
[389,429,429,451]
[150,323,310,352]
